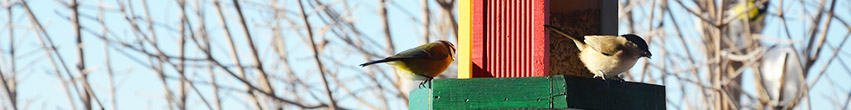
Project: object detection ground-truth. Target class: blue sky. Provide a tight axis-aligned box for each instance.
[3,0,439,109]
[1,0,850,110]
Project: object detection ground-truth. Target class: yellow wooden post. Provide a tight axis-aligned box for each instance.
[457,0,472,79]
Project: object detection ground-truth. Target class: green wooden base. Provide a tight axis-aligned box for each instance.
[409,75,665,110]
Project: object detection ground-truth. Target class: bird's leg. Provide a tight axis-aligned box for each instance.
[613,76,626,87]
[419,79,428,88]
[612,76,624,82]
[419,78,434,88]
[417,74,434,88]
[597,70,607,80]
[426,78,433,88]
[593,71,602,79]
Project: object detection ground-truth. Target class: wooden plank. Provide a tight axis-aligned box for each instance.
[551,75,568,109]
[563,76,666,110]
[531,0,549,76]
[457,0,472,79]
[469,0,549,78]
[409,86,432,110]
[600,0,618,35]
[409,75,665,109]
[470,0,486,77]
[411,76,568,109]
[432,76,564,109]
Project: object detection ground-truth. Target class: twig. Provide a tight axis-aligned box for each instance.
[805,0,838,72]
[193,0,222,109]
[103,41,117,110]
[0,59,14,110]
[297,0,337,109]
[639,0,657,82]
[1,1,16,109]
[67,0,105,109]
[21,1,82,110]
[807,32,849,89]
[421,0,430,44]
[138,0,177,109]
[307,0,402,106]
[94,0,118,109]
[230,1,278,109]
[434,0,457,40]
[378,0,395,55]
[802,0,830,62]
[209,0,263,109]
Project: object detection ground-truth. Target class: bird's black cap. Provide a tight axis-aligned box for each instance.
[621,34,651,58]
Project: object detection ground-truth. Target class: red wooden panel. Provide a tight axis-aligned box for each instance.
[471,0,486,77]
[471,0,549,78]
[533,0,549,77]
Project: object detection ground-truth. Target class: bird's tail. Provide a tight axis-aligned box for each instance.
[544,25,587,51]
[543,25,583,41]
[359,58,401,67]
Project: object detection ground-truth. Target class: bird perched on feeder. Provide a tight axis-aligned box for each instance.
[360,40,456,87]
[544,25,651,80]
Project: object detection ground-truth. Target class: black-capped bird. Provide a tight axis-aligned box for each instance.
[360,40,456,87]
[544,25,651,80]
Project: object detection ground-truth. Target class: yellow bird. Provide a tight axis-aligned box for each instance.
[731,0,768,23]
[360,40,456,87]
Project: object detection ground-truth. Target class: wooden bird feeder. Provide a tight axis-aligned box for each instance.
[410,0,665,109]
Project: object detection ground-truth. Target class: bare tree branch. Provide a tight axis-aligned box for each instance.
[297,0,337,109]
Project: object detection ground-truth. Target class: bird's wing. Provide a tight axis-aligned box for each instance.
[359,47,433,67]
[583,35,624,56]
[388,48,433,60]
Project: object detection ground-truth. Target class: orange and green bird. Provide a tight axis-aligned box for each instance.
[360,40,456,87]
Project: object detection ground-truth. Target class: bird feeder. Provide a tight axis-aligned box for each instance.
[410,0,666,109]
[457,0,620,78]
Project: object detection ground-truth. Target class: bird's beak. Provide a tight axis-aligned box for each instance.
[642,52,652,59]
